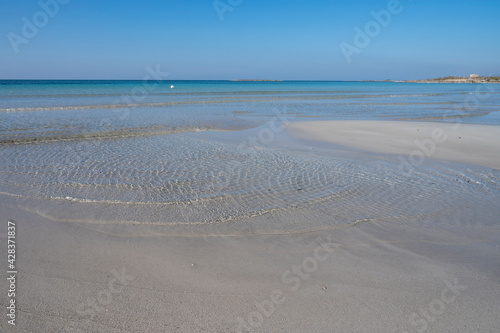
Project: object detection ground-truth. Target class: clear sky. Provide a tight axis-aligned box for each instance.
[1,0,499,80]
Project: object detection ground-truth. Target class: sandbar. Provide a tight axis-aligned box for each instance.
[287,120,500,170]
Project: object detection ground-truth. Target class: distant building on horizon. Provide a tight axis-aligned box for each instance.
[470,74,480,78]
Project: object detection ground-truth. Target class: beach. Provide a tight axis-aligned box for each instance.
[287,120,500,170]
[1,81,500,332]
[6,196,500,332]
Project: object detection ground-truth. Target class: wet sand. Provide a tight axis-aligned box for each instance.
[3,200,499,332]
[1,121,500,332]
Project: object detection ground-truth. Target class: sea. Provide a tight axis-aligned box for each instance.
[1,80,499,236]
[1,80,500,145]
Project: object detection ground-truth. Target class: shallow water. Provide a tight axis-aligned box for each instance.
[1,125,499,238]
[1,81,500,236]
[2,80,500,144]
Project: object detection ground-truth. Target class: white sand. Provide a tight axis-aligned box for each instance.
[5,202,500,333]
[287,120,500,170]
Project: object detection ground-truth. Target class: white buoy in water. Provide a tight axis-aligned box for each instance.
[170,85,174,89]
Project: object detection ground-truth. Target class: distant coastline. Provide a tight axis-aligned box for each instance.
[2,78,499,83]
[394,76,500,84]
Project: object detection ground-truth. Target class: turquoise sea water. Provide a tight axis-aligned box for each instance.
[1,80,500,143]
[1,80,500,233]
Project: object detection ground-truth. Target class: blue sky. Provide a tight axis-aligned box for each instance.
[1,0,499,80]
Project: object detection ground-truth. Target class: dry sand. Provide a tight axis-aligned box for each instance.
[287,120,500,170]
